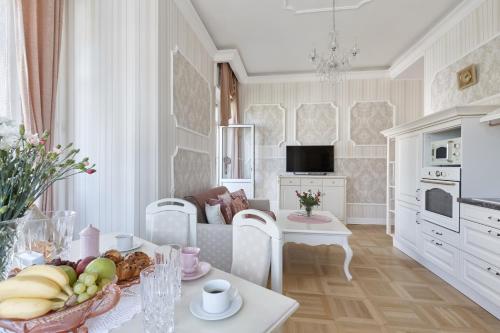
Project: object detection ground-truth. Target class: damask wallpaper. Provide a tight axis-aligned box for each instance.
[431,35,500,112]
[335,158,387,203]
[172,51,211,136]
[350,101,394,145]
[245,104,285,146]
[296,103,338,145]
[173,148,211,198]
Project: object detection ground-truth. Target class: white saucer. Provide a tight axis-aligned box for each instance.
[103,241,143,253]
[189,292,243,321]
[182,262,211,281]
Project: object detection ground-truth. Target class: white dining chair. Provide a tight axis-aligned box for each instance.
[145,198,197,247]
[231,209,283,293]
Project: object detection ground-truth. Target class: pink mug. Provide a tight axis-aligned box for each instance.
[181,247,200,274]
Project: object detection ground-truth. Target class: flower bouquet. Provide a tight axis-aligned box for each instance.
[0,117,95,278]
[295,189,321,217]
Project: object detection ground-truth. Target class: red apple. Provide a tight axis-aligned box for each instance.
[76,256,96,275]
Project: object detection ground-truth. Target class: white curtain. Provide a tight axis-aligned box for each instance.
[0,0,22,123]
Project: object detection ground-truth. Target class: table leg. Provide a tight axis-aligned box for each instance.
[342,239,353,281]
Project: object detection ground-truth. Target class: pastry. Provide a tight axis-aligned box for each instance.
[116,261,134,281]
[103,250,122,264]
[124,251,149,263]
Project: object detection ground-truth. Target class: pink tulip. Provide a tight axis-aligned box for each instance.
[86,169,96,174]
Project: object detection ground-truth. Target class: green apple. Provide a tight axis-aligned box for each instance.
[59,265,77,286]
[84,258,116,280]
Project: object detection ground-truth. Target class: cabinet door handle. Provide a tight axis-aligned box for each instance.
[431,240,443,246]
[487,230,500,237]
[435,231,443,236]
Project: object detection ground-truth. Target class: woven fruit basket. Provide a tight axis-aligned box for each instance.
[0,284,121,333]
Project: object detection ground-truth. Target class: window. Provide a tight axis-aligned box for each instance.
[0,0,21,123]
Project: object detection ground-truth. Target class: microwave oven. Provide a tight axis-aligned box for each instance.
[431,137,461,166]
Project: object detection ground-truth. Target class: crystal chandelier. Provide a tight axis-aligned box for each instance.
[308,0,360,82]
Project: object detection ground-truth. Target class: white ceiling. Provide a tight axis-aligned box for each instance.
[191,0,462,76]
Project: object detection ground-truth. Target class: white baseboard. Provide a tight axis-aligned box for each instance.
[347,217,385,225]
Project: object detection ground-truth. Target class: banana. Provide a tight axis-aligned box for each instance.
[17,265,73,295]
[0,298,65,320]
[0,276,68,302]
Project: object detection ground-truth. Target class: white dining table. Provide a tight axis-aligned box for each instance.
[69,233,299,333]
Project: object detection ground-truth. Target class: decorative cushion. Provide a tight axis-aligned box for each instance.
[230,189,250,209]
[230,197,247,215]
[217,191,233,206]
[207,198,233,224]
[184,186,231,224]
[205,203,226,225]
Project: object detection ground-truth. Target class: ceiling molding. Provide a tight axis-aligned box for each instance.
[389,0,484,79]
[283,0,373,15]
[174,0,217,56]
[213,49,248,83]
[243,70,390,84]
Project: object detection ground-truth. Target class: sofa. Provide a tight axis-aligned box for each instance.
[184,186,272,272]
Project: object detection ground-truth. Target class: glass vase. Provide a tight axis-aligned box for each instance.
[305,206,312,217]
[16,211,77,263]
[0,218,21,280]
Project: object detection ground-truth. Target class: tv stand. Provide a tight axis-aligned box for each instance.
[293,172,328,176]
[278,174,347,224]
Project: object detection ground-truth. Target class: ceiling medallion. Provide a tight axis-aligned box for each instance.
[308,0,360,83]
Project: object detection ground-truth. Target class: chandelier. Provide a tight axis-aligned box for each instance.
[308,0,360,82]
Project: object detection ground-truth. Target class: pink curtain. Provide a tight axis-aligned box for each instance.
[15,0,65,211]
[219,63,241,178]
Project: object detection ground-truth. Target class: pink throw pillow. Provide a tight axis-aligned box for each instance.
[231,197,247,215]
[207,198,233,224]
[230,189,250,209]
[217,191,233,205]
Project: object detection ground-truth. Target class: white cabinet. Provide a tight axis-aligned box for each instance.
[461,252,500,308]
[422,234,460,277]
[396,134,422,207]
[461,219,500,269]
[322,186,345,222]
[278,175,346,223]
[395,201,420,255]
[280,186,300,210]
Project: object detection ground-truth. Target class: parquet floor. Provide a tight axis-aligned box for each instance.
[282,225,500,333]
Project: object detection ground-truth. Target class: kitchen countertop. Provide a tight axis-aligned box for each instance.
[458,198,500,211]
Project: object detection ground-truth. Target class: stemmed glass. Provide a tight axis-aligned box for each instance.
[140,264,175,333]
[154,244,182,300]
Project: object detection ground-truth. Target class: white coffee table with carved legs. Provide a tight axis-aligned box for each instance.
[275,210,353,284]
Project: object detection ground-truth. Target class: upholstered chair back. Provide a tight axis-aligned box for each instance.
[231,209,282,290]
[145,198,197,247]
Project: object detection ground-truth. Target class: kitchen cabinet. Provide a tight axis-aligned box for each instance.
[395,133,422,207]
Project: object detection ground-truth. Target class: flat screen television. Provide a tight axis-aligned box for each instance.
[286,145,334,174]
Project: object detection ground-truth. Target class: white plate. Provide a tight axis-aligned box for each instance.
[189,292,243,321]
[103,241,143,254]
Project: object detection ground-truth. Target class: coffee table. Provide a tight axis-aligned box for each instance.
[276,210,353,283]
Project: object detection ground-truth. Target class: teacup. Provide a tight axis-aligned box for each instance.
[202,279,236,314]
[115,234,133,251]
[181,247,200,274]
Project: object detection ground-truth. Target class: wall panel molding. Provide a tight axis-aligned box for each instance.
[171,146,211,198]
[172,47,212,137]
[295,102,339,145]
[244,104,286,147]
[348,100,395,146]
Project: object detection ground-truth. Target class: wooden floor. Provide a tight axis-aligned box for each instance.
[282,225,500,333]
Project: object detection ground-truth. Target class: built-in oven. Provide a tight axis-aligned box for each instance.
[419,167,461,232]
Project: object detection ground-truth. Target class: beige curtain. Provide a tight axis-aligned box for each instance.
[219,63,241,178]
[15,0,65,211]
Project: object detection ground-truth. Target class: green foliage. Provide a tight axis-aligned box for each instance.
[0,124,96,221]
[295,189,321,209]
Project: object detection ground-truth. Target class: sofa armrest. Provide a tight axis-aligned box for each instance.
[248,199,270,211]
[196,223,233,273]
